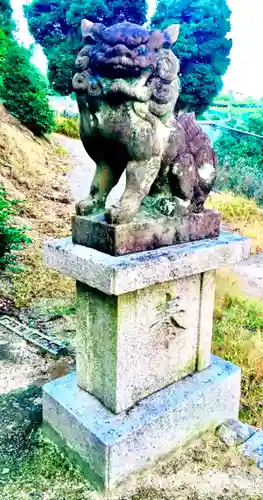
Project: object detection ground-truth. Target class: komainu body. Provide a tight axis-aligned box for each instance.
[73,20,217,224]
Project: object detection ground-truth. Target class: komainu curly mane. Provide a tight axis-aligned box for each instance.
[73,20,217,224]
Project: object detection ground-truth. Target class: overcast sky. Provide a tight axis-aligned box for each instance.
[10,0,263,98]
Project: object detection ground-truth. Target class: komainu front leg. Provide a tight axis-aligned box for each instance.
[105,157,161,224]
[76,163,121,216]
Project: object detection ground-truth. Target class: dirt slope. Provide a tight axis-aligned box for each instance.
[0,105,74,307]
[0,105,73,238]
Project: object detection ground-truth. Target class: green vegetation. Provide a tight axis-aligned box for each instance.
[152,0,232,115]
[0,0,13,35]
[1,434,91,500]
[0,29,9,94]
[208,192,263,253]
[0,0,55,136]
[200,94,263,122]
[227,109,263,136]
[25,0,232,114]
[214,270,263,427]
[25,0,147,96]
[55,115,80,139]
[2,41,55,136]
[0,383,261,499]
[208,192,263,426]
[214,132,263,206]
[13,239,75,308]
[0,386,91,499]
[0,186,31,272]
[242,110,263,135]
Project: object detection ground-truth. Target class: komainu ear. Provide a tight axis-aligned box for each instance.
[81,19,94,38]
[164,24,180,44]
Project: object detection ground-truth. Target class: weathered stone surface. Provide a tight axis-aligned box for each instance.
[76,274,202,413]
[73,20,217,224]
[44,231,251,296]
[72,210,221,256]
[240,431,263,468]
[43,356,241,491]
[197,270,216,370]
[217,419,256,446]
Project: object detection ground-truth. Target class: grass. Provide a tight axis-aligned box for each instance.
[0,433,92,500]
[55,115,80,139]
[1,426,262,499]
[207,192,263,253]
[12,239,75,308]
[0,384,261,500]
[213,269,263,427]
[2,188,263,496]
[54,143,68,157]
[208,193,263,426]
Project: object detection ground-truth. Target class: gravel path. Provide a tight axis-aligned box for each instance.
[54,133,263,302]
[53,133,96,203]
[234,254,263,301]
[53,133,125,206]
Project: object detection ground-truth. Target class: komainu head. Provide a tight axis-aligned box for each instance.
[75,20,179,77]
[72,20,180,118]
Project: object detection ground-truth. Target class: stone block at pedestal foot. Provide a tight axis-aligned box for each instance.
[72,209,221,256]
[43,356,241,491]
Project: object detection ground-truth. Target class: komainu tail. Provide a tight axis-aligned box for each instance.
[178,113,217,211]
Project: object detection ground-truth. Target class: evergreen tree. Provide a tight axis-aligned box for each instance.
[0,0,55,135]
[0,0,13,35]
[25,0,147,95]
[0,0,12,93]
[3,41,55,136]
[152,0,232,114]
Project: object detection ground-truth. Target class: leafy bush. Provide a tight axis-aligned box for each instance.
[214,132,263,205]
[227,110,263,135]
[0,186,31,272]
[1,40,55,136]
[241,110,263,136]
[55,115,79,138]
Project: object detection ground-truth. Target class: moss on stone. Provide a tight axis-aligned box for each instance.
[1,432,92,499]
[0,386,91,498]
[43,422,104,490]
[141,196,188,218]
[0,385,42,471]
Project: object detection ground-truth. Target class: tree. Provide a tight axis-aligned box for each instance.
[2,41,55,136]
[0,30,8,93]
[25,0,147,95]
[152,0,232,115]
[0,0,13,35]
[0,0,55,135]
[0,0,11,96]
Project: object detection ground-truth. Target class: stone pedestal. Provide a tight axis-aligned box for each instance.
[43,231,251,490]
[43,357,241,490]
[72,209,221,256]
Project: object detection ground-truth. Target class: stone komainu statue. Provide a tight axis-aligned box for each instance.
[73,20,217,224]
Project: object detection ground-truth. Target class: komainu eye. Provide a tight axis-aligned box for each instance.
[138,46,147,55]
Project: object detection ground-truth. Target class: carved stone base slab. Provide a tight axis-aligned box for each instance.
[43,357,241,491]
[72,209,221,256]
